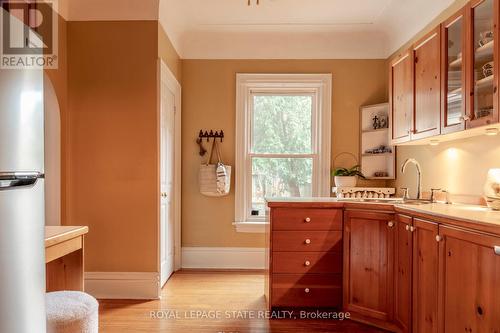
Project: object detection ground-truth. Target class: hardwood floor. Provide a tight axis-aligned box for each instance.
[99,271,387,333]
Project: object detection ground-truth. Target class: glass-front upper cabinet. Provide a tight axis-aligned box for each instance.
[467,0,499,128]
[442,8,467,133]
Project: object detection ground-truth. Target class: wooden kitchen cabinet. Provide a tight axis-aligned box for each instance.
[438,225,500,332]
[394,215,440,333]
[266,206,343,310]
[390,51,413,144]
[390,27,442,144]
[343,210,397,331]
[441,7,468,134]
[466,0,500,128]
[394,214,413,333]
[267,201,500,333]
[412,27,442,140]
[412,218,440,333]
[389,0,500,144]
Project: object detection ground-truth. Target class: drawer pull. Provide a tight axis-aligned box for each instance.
[304,260,311,266]
[305,239,311,244]
[494,246,500,256]
[304,217,311,223]
[304,288,310,293]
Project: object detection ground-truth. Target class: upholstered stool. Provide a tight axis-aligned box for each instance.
[46,291,99,333]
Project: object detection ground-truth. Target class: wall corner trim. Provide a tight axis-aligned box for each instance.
[84,272,160,300]
[181,247,265,270]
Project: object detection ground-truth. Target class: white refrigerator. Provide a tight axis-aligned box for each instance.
[0,7,47,333]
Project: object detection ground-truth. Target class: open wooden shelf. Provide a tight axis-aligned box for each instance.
[365,176,394,180]
[362,152,394,157]
[362,128,389,134]
[360,103,395,180]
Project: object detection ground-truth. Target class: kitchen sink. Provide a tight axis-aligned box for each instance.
[337,198,403,203]
[394,199,433,205]
[337,198,432,205]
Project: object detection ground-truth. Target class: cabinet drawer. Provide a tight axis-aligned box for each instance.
[272,252,342,274]
[273,231,342,252]
[272,208,342,231]
[272,274,342,308]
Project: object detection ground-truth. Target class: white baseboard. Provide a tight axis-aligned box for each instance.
[181,247,265,270]
[84,272,160,300]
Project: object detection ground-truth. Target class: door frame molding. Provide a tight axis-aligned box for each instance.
[158,59,182,275]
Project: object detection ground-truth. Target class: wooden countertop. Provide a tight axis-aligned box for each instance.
[45,226,89,248]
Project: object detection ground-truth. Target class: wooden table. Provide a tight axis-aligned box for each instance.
[45,226,88,292]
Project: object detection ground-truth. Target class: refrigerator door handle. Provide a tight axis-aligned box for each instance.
[0,172,44,190]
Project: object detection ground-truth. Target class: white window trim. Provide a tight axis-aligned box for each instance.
[234,73,332,233]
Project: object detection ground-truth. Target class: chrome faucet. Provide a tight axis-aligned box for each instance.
[401,158,423,200]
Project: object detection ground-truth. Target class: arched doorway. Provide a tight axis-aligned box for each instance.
[44,74,61,226]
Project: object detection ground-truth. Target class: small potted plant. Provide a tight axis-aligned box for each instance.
[332,165,365,187]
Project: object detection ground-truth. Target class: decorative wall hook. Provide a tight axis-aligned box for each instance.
[198,129,224,142]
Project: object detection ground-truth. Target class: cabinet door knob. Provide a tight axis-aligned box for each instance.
[436,235,443,242]
[305,239,311,244]
[304,260,311,266]
[304,217,311,223]
[405,225,410,231]
[387,221,395,228]
[494,246,500,256]
[304,288,310,293]
[410,226,415,232]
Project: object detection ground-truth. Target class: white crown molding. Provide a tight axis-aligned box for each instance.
[84,272,160,300]
[179,30,388,59]
[181,247,265,270]
[158,0,456,59]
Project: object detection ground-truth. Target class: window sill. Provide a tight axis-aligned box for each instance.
[233,221,268,233]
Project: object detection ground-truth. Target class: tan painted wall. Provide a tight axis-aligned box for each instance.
[66,21,159,272]
[181,59,388,247]
[158,24,182,83]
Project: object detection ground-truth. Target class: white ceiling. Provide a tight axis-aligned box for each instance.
[56,0,455,59]
[159,0,455,59]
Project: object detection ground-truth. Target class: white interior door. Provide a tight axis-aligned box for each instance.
[160,73,176,287]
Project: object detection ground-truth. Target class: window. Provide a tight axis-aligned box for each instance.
[234,74,332,233]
